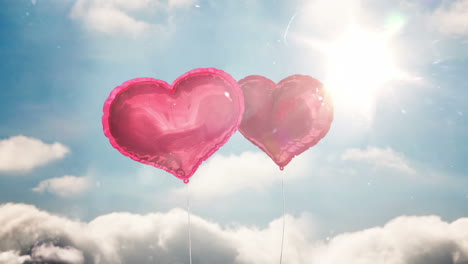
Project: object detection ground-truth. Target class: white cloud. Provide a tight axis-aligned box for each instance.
[170,151,310,200]
[232,214,316,264]
[70,0,194,37]
[311,215,468,264]
[341,146,416,174]
[0,135,69,173]
[432,0,468,35]
[32,175,92,198]
[0,203,239,264]
[0,203,467,264]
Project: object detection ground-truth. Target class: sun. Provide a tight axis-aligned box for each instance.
[324,26,404,119]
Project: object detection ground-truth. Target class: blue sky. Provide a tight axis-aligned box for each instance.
[0,0,467,263]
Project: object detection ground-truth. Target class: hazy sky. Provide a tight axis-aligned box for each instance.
[0,0,467,263]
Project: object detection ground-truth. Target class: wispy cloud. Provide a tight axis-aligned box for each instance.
[72,6,151,37]
[70,0,195,37]
[341,146,416,175]
[168,0,195,9]
[32,175,92,198]
[295,0,359,40]
[432,0,468,36]
[169,151,310,201]
[0,136,69,173]
[0,203,467,264]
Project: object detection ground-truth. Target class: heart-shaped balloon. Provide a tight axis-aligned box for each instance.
[239,75,333,169]
[102,68,244,182]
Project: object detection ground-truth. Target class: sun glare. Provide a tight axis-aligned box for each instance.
[324,27,403,119]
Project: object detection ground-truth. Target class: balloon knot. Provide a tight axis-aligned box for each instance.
[183,179,190,184]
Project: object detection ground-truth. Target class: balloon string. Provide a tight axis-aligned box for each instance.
[280,172,285,264]
[186,183,192,264]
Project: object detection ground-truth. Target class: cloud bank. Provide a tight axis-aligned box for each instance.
[0,203,467,264]
[0,136,69,173]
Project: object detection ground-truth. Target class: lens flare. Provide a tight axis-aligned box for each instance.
[324,26,405,120]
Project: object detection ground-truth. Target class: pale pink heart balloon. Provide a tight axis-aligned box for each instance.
[239,75,333,169]
[102,68,244,183]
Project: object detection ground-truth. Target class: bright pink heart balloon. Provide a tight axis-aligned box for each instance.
[102,68,244,183]
[239,75,333,169]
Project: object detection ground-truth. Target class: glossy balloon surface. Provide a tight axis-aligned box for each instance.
[239,75,333,168]
[102,68,244,182]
